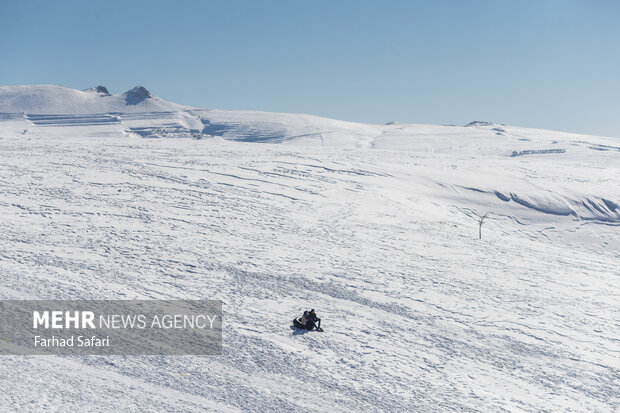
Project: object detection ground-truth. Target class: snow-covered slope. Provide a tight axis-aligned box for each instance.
[0,84,189,114]
[0,85,618,412]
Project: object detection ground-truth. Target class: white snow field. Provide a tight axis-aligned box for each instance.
[0,85,618,412]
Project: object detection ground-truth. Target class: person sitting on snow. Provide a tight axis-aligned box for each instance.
[309,309,321,329]
[300,310,309,326]
[306,309,322,331]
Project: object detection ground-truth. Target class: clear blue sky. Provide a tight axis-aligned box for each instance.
[2,0,619,137]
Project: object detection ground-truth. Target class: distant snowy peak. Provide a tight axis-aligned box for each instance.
[0,84,188,114]
[83,86,110,96]
[465,121,504,128]
[82,85,150,99]
[124,86,152,105]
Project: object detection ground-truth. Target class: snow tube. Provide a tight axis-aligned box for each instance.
[293,318,310,330]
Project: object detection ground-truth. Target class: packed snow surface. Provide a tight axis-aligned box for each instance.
[0,85,618,412]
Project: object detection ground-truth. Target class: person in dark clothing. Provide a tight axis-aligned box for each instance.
[307,309,322,331]
[309,309,320,328]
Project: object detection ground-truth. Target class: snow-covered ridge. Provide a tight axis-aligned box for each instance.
[0,84,188,114]
[1,84,617,149]
[83,85,110,96]
[1,85,619,225]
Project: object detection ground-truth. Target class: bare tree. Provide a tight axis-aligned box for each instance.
[477,212,488,239]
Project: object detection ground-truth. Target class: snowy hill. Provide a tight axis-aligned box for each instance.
[0,84,618,411]
[0,84,189,114]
